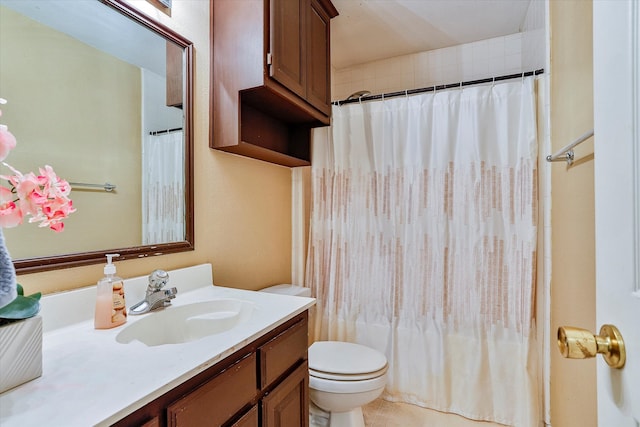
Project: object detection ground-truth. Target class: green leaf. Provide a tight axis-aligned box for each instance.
[27,292,42,301]
[15,284,41,301]
[0,295,40,319]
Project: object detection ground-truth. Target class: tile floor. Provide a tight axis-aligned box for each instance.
[362,399,507,427]
[310,398,507,427]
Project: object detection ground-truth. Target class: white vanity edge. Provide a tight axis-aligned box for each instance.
[0,263,315,426]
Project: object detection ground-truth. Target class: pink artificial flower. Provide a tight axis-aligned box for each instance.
[1,163,75,232]
[0,126,16,163]
[38,165,72,197]
[0,99,16,162]
[0,186,23,228]
[35,194,74,232]
[49,222,64,233]
[2,168,44,217]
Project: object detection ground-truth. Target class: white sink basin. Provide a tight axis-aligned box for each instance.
[116,299,255,346]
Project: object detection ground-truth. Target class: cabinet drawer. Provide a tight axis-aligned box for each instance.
[167,353,257,427]
[259,317,308,389]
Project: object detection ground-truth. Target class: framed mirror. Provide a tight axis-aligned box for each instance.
[0,0,194,274]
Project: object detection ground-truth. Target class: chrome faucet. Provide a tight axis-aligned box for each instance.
[129,270,178,315]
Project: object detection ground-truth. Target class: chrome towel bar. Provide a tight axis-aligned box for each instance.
[546,129,594,165]
[69,182,117,192]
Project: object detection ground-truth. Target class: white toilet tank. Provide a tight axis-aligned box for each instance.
[259,284,312,297]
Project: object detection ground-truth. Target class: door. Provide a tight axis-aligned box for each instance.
[593,0,640,425]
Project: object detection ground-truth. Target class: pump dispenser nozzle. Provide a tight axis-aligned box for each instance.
[104,253,120,275]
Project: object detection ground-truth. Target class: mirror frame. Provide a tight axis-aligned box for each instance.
[14,0,194,274]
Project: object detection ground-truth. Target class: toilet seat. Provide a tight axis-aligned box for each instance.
[309,371,387,394]
[309,365,388,381]
[308,340,388,384]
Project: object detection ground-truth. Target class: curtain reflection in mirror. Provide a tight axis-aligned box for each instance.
[142,129,184,244]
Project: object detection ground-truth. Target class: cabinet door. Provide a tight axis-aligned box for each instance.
[231,405,259,427]
[167,353,257,427]
[262,361,309,427]
[165,41,183,107]
[140,417,160,427]
[270,0,306,99]
[305,0,332,115]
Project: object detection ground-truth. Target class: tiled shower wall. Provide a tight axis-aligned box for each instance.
[332,0,546,102]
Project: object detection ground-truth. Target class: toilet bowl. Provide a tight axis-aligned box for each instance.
[308,341,388,427]
[259,285,388,427]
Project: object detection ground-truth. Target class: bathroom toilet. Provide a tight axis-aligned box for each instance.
[260,285,388,427]
[308,341,388,427]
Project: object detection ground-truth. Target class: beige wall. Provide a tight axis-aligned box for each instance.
[332,31,541,102]
[549,1,597,426]
[0,6,141,257]
[15,0,293,294]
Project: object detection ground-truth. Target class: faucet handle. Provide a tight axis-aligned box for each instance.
[159,287,178,308]
[148,269,169,290]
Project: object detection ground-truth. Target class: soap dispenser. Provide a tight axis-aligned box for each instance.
[94,253,127,329]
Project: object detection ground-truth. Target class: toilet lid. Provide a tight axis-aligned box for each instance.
[308,341,388,376]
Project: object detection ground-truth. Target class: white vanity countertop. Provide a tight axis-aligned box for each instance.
[0,264,315,426]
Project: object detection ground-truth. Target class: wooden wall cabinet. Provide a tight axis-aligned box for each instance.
[211,0,338,167]
[166,41,183,108]
[113,312,309,427]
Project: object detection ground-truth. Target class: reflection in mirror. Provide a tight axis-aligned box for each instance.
[0,0,193,273]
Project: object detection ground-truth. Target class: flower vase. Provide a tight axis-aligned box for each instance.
[0,229,43,394]
[0,228,17,309]
[0,315,42,393]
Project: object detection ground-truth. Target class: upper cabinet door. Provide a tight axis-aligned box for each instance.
[306,0,332,116]
[270,0,306,99]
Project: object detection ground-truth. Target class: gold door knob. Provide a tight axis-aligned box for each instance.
[557,324,626,369]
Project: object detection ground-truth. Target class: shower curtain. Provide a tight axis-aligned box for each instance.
[306,77,539,426]
[142,130,185,244]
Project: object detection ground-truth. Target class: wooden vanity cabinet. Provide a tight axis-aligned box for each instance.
[211,0,338,167]
[112,311,309,427]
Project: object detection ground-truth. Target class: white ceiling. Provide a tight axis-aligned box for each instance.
[3,0,533,76]
[330,0,533,69]
[1,0,167,75]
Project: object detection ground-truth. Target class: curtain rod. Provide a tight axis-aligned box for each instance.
[333,68,545,106]
[149,127,182,135]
